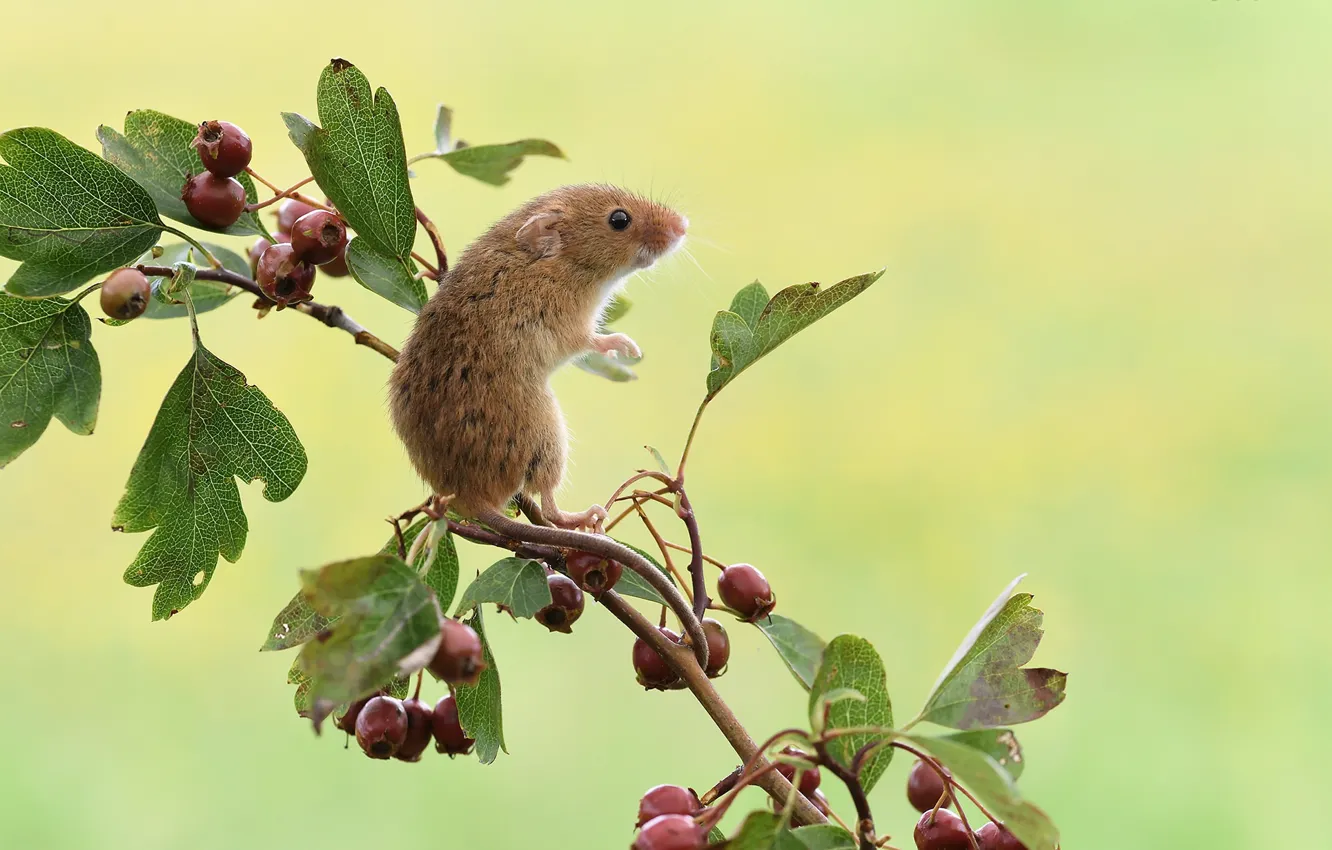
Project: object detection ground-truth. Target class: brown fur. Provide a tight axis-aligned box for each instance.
[389,184,687,526]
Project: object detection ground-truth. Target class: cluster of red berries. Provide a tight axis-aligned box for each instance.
[632,785,704,850]
[907,760,1028,850]
[248,198,349,309]
[181,121,252,229]
[340,691,474,761]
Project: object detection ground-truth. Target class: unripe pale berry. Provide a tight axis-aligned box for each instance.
[913,809,972,850]
[636,785,700,828]
[633,814,705,850]
[192,120,252,177]
[535,572,585,633]
[290,210,348,266]
[354,695,407,759]
[431,694,475,756]
[393,696,435,762]
[181,172,247,229]
[255,243,316,308]
[717,563,775,621]
[428,618,486,685]
[99,268,150,320]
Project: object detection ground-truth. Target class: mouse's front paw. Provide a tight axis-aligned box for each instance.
[591,332,641,361]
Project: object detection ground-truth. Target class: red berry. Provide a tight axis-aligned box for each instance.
[566,551,623,595]
[276,199,317,234]
[181,173,247,229]
[700,618,730,677]
[632,627,682,690]
[393,696,435,762]
[774,747,822,797]
[535,572,585,633]
[976,823,1026,850]
[255,243,316,308]
[431,694,475,756]
[907,760,952,813]
[717,563,775,621]
[427,618,486,685]
[633,814,704,850]
[99,268,150,320]
[914,809,972,850]
[290,210,348,266]
[320,245,350,277]
[248,238,271,276]
[192,120,252,177]
[354,695,407,759]
[336,692,379,735]
[636,785,701,828]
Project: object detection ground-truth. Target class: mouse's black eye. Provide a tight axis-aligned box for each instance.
[608,209,631,231]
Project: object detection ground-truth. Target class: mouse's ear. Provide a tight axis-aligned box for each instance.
[515,211,563,259]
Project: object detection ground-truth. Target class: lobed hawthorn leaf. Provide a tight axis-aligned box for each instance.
[454,557,551,619]
[610,539,676,606]
[0,292,100,467]
[112,330,306,620]
[263,517,457,652]
[423,138,565,187]
[0,127,163,297]
[705,270,885,400]
[902,732,1058,850]
[296,554,444,728]
[284,59,415,262]
[97,110,269,238]
[755,614,826,691]
[939,728,1025,781]
[344,237,425,313]
[453,605,505,763]
[137,242,248,319]
[917,575,1067,730]
[775,826,856,850]
[808,635,894,793]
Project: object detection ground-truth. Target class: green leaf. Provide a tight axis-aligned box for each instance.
[708,826,726,845]
[725,812,782,850]
[424,139,565,186]
[917,575,1067,729]
[432,104,453,153]
[288,656,313,717]
[756,614,825,691]
[296,554,445,726]
[345,237,425,313]
[601,292,631,326]
[812,688,865,732]
[902,732,1058,850]
[808,635,893,793]
[775,826,856,850]
[0,292,100,467]
[0,127,163,297]
[112,336,306,619]
[608,539,675,606]
[938,728,1025,781]
[571,349,639,382]
[97,110,268,237]
[453,605,505,763]
[646,445,670,475]
[454,557,551,618]
[705,270,884,400]
[420,521,460,615]
[284,60,415,260]
[140,242,248,319]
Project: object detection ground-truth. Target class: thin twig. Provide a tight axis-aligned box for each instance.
[813,739,877,850]
[676,488,711,619]
[246,176,316,212]
[633,503,693,596]
[663,540,727,570]
[415,206,448,278]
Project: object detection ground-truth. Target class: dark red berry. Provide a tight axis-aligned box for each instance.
[393,696,435,762]
[192,120,252,177]
[255,243,316,308]
[427,619,486,685]
[566,551,623,595]
[181,172,247,229]
[700,618,730,677]
[99,268,150,320]
[336,692,379,735]
[717,563,775,621]
[914,809,972,850]
[774,747,822,797]
[636,785,701,828]
[290,210,348,265]
[431,694,475,756]
[276,199,317,234]
[632,627,682,690]
[976,823,1026,850]
[907,760,952,813]
[633,814,704,850]
[248,238,271,276]
[535,572,585,633]
[320,245,350,277]
[354,695,407,760]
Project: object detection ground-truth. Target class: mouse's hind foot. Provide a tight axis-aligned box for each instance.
[541,491,607,533]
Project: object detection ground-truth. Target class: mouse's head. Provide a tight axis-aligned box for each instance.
[514,184,687,285]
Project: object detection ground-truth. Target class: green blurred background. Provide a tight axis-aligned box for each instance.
[3,1,1329,847]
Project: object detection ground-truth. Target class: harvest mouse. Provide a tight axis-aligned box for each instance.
[389,184,688,531]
